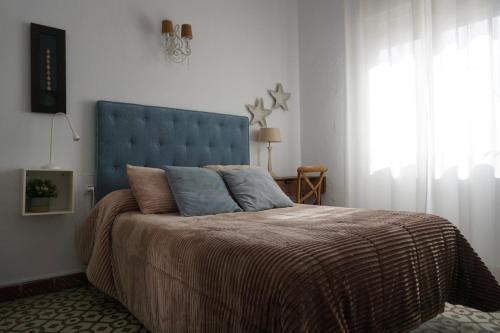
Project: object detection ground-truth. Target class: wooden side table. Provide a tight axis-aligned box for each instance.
[275,176,326,204]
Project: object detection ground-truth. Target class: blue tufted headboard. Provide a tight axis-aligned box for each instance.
[95,100,249,201]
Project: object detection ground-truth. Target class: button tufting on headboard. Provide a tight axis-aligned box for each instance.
[95,100,250,201]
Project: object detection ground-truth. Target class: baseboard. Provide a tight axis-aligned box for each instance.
[0,272,88,302]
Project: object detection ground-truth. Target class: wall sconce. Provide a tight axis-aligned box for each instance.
[162,19,193,64]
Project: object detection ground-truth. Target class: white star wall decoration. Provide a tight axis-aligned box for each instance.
[246,98,272,127]
[269,83,291,111]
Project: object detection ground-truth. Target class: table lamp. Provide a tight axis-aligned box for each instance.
[259,127,281,178]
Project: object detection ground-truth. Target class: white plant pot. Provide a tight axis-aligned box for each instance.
[29,197,50,213]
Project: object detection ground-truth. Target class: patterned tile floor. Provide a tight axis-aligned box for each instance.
[0,286,147,333]
[0,285,498,332]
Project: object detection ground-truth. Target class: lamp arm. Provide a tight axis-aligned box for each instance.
[58,112,81,141]
[42,113,80,170]
[48,115,55,166]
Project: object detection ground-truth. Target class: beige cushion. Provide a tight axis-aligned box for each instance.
[126,164,177,214]
[203,164,256,172]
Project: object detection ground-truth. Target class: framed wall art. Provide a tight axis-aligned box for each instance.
[30,23,66,114]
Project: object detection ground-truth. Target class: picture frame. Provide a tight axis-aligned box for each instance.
[30,23,66,114]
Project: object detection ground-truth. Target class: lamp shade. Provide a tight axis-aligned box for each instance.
[162,20,174,34]
[259,128,281,143]
[181,24,193,39]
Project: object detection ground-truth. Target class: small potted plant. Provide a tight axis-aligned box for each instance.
[26,179,58,213]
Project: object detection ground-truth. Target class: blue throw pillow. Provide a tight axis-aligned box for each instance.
[220,168,294,212]
[164,166,242,217]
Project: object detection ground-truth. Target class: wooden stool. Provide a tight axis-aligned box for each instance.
[296,164,328,205]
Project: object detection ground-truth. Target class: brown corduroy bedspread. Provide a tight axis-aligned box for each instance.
[77,190,500,333]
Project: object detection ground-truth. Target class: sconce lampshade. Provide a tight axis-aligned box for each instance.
[259,128,281,143]
[181,24,193,39]
[162,20,174,35]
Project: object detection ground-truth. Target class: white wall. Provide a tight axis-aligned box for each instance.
[298,0,346,206]
[0,0,300,286]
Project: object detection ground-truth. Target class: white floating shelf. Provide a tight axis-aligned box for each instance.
[21,169,74,216]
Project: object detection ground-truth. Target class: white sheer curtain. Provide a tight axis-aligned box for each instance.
[344,0,500,276]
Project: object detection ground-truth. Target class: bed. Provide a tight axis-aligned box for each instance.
[78,101,500,333]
